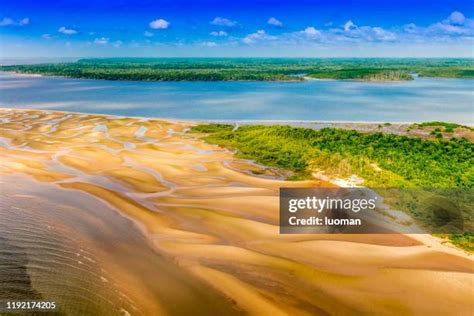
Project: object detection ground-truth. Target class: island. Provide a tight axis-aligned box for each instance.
[1,58,473,81]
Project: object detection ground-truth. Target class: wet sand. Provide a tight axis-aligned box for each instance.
[0,108,473,315]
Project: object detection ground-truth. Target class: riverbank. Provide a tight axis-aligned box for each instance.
[196,120,474,141]
[1,108,473,315]
[190,123,473,251]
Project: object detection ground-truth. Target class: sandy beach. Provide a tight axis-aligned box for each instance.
[0,108,472,315]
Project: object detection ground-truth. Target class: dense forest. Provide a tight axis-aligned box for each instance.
[190,124,474,250]
[1,58,473,81]
[190,124,473,188]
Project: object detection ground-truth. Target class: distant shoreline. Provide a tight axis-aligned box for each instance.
[2,106,471,126]
[2,108,472,143]
[2,69,474,88]
[2,57,473,82]
[4,69,473,82]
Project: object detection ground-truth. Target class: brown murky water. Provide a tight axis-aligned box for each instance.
[0,109,473,316]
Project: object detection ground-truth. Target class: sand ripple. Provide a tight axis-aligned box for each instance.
[0,109,472,316]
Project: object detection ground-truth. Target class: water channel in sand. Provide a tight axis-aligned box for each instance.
[0,109,473,315]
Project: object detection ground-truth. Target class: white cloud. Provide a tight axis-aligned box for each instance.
[149,18,170,29]
[41,33,52,40]
[432,23,467,34]
[243,30,276,44]
[58,26,78,35]
[404,23,417,33]
[344,20,358,32]
[201,41,217,47]
[372,27,396,41]
[301,26,321,38]
[210,17,237,27]
[144,31,154,37]
[112,40,123,47]
[94,37,109,44]
[347,25,396,41]
[0,17,14,26]
[267,17,282,27]
[0,17,29,26]
[422,11,474,36]
[330,21,396,42]
[19,18,29,26]
[210,30,228,37]
[446,11,465,25]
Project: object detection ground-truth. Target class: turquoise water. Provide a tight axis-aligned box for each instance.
[0,72,472,123]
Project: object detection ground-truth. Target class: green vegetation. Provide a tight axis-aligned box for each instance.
[417,68,474,79]
[447,233,474,251]
[431,129,443,139]
[191,124,473,188]
[415,121,474,133]
[1,58,473,81]
[191,124,473,250]
[308,69,413,81]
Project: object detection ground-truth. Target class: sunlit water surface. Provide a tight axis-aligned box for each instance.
[0,72,472,123]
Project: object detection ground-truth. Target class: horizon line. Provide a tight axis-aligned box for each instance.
[2,56,474,59]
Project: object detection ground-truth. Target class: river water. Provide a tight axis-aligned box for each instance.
[0,72,472,123]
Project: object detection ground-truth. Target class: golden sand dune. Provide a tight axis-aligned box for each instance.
[0,108,472,316]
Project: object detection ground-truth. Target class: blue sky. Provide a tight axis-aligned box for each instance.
[0,0,473,58]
